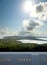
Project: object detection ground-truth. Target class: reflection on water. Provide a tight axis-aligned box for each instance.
[19,38,47,44]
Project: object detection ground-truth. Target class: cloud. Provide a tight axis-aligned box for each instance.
[18,30,30,36]
[0,2,47,41]
[23,19,44,31]
[0,27,18,36]
[21,2,47,38]
[0,27,9,35]
[17,30,37,37]
[36,4,44,13]
[30,2,47,21]
[39,31,47,37]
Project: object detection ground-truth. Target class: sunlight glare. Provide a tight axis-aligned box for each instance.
[23,0,33,13]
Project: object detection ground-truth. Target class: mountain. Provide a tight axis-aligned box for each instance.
[4,35,47,41]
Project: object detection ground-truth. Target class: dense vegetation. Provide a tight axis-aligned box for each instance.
[0,38,47,52]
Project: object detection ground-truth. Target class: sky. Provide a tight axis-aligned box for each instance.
[0,0,47,44]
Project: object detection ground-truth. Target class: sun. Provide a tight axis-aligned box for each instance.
[23,0,33,13]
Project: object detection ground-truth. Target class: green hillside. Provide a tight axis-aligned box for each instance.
[0,39,47,51]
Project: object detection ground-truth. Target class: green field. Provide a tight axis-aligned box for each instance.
[0,38,47,51]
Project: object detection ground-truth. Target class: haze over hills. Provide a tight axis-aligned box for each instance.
[4,35,47,41]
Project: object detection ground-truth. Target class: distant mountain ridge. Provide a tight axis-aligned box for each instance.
[3,35,47,41]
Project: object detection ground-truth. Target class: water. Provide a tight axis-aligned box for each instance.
[0,52,47,65]
[20,38,47,44]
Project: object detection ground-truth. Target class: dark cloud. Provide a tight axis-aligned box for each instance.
[23,19,43,31]
[36,4,44,13]
[18,31,30,35]
[26,20,39,31]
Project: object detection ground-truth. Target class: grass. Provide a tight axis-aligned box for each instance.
[0,38,47,52]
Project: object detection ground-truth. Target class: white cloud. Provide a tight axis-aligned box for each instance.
[16,2,47,38]
[30,2,47,21]
[0,27,9,35]
[0,27,18,36]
